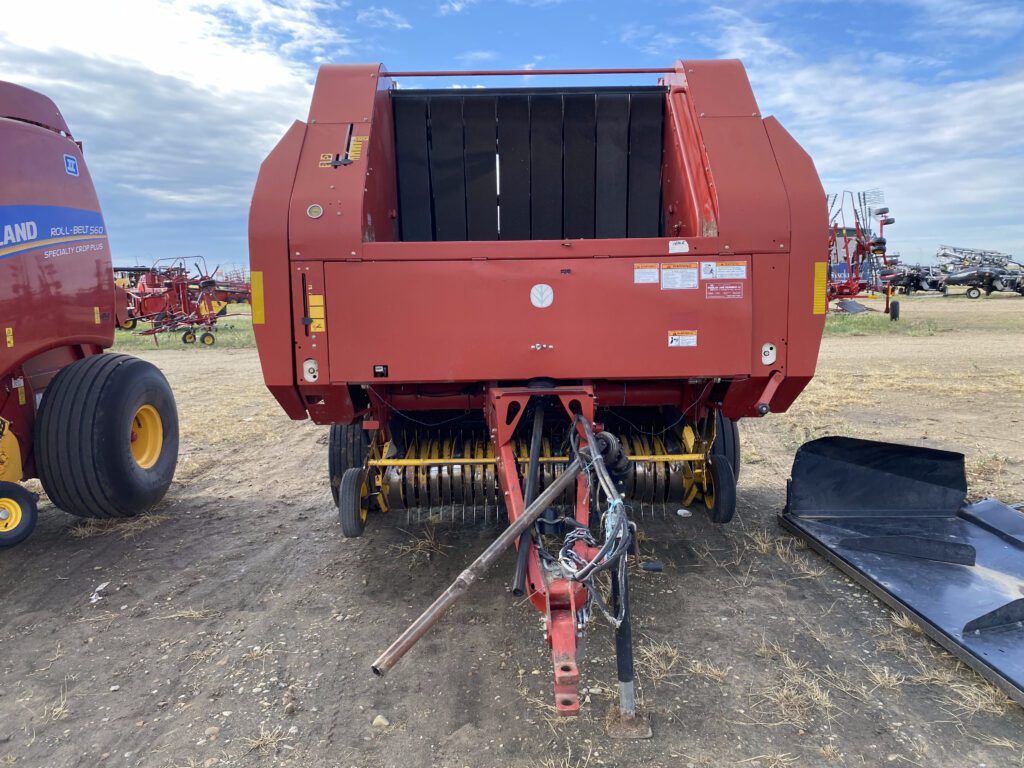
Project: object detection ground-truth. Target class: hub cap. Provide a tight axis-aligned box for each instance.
[130,404,164,469]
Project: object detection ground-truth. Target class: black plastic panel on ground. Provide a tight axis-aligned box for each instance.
[391,87,666,241]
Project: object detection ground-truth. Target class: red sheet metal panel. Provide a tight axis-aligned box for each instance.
[324,257,753,384]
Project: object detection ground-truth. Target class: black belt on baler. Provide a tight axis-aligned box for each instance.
[780,436,1024,704]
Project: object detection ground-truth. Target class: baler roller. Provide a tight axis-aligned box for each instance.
[365,419,715,523]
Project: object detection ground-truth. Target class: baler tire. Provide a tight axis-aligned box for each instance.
[121,318,137,331]
[35,354,178,519]
[181,330,196,344]
[199,332,216,347]
[704,456,736,525]
[0,482,38,549]
[889,301,900,322]
[712,411,741,482]
[966,287,981,299]
[338,468,368,538]
[329,424,369,505]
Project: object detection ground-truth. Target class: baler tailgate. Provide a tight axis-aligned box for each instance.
[782,437,1024,704]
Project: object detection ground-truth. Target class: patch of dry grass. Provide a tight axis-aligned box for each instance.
[685,659,727,683]
[240,725,291,756]
[69,514,170,540]
[748,640,835,728]
[387,526,451,566]
[634,639,682,687]
[150,607,218,621]
[40,679,70,723]
[863,664,906,692]
[540,744,593,768]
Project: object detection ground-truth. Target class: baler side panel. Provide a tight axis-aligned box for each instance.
[324,258,753,386]
[763,116,828,410]
[249,121,306,419]
[0,120,114,377]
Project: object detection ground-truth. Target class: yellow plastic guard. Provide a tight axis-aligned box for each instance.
[251,271,265,324]
[813,262,827,315]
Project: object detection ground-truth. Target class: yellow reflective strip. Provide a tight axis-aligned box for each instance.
[251,271,265,324]
[813,262,827,315]
[308,294,324,307]
[309,306,325,319]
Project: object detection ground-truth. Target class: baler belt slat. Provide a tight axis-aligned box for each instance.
[626,92,665,238]
[595,94,630,238]
[463,96,499,240]
[428,97,468,241]
[529,94,564,240]
[496,95,531,240]
[392,96,434,242]
[563,93,597,239]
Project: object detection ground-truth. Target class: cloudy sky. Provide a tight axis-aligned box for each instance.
[3,0,1022,265]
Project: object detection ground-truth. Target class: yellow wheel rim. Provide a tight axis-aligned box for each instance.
[130,404,164,469]
[202,334,214,346]
[0,498,23,533]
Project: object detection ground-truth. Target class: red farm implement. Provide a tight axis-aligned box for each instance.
[1,81,178,548]
[119,257,224,345]
[247,61,1024,725]
[826,190,898,315]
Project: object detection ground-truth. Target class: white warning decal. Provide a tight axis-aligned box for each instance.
[668,239,690,254]
[633,263,659,284]
[701,260,748,280]
[667,330,697,348]
[660,262,698,290]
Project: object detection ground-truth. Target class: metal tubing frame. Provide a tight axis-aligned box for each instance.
[486,385,597,715]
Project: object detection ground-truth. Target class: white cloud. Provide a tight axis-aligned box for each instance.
[906,0,1024,39]
[619,23,685,58]
[439,0,479,14]
[457,50,499,63]
[0,0,348,261]
[356,6,412,29]
[700,8,1024,258]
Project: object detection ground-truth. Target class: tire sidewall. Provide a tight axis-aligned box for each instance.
[93,362,179,514]
[0,483,38,548]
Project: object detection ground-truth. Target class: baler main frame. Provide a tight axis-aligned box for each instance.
[250,62,828,719]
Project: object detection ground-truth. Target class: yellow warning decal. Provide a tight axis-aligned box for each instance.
[348,135,368,161]
[309,306,325,320]
[310,319,326,333]
[318,152,334,169]
[308,294,324,307]
[94,306,101,324]
[667,330,698,348]
[813,262,828,315]
[17,387,25,406]
[251,271,265,325]
[4,328,12,348]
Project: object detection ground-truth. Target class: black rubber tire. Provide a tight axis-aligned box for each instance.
[329,424,369,505]
[889,300,900,321]
[35,354,179,518]
[199,332,216,346]
[711,410,741,482]
[966,287,982,299]
[704,456,737,525]
[181,330,196,344]
[121,318,137,331]
[0,482,38,549]
[338,467,367,538]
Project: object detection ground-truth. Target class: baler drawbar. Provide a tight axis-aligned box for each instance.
[249,61,828,722]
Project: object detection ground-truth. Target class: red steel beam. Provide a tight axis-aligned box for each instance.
[384,67,674,77]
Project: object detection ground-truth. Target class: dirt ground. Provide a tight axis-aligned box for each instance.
[2,294,1023,768]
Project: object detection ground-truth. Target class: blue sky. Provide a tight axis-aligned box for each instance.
[3,0,1022,266]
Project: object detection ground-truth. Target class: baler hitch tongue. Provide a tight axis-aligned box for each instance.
[782,436,1024,705]
[370,456,585,678]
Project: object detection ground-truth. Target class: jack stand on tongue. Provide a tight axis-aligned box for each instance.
[605,553,652,739]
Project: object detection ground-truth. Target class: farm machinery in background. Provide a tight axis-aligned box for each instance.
[1,81,178,549]
[114,257,233,345]
[826,190,899,317]
[935,245,1024,298]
